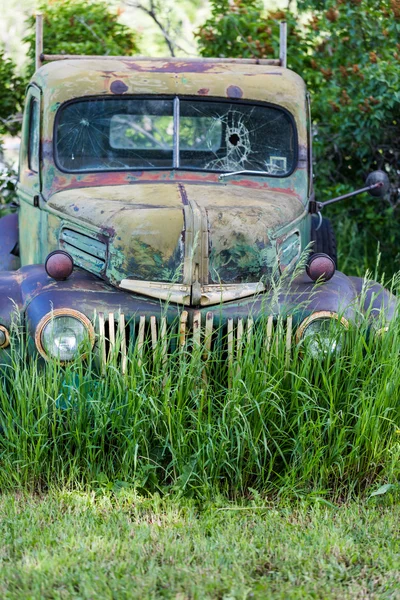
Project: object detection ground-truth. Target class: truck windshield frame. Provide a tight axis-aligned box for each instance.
[54,95,298,177]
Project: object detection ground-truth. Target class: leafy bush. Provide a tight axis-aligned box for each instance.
[0,165,18,207]
[24,0,140,76]
[0,50,24,136]
[197,0,400,275]
[300,0,400,275]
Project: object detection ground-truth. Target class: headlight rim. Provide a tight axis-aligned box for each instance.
[0,325,10,349]
[296,310,349,346]
[35,308,95,362]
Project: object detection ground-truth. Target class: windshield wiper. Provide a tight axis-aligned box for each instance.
[218,170,272,181]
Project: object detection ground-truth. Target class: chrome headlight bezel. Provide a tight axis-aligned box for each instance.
[296,311,349,357]
[35,308,95,362]
[0,325,10,349]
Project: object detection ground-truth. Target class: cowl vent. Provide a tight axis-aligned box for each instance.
[60,228,106,275]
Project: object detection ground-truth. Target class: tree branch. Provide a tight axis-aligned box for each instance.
[125,0,193,56]
[128,0,176,56]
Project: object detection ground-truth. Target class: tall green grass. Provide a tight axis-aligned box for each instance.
[0,281,399,500]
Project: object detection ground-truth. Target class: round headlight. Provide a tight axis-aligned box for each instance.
[296,311,348,358]
[35,309,94,362]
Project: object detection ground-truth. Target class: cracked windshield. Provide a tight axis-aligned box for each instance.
[56,98,296,175]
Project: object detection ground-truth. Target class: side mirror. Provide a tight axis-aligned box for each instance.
[312,170,391,214]
[366,170,390,198]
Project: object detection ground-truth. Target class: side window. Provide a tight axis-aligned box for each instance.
[306,93,313,197]
[28,99,40,172]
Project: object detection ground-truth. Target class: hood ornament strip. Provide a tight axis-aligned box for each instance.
[119,279,265,306]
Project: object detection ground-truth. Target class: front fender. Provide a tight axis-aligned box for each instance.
[0,265,396,353]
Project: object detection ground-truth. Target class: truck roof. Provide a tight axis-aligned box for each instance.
[33,58,306,115]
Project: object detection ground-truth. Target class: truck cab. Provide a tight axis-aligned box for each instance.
[0,28,394,366]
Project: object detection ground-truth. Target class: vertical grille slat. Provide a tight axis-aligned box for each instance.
[275,316,283,355]
[98,312,107,373]
[108,312,115,350]
[160,317,168,368]
[96,312,293,375]
[179,311,188,348]
[247,317,254,345]
[193,311,201,347]
[119,313,127,374]
[286,315,293,368]
[137,316,146,366]
[266,315,273,353]
[150,316,158,353]
[204,312,213,359]
[227,318,234,374]
[236,318,244,360]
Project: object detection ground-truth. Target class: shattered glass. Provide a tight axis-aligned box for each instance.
[56,97,296,175]
[180,100,294,174]
[57,98,174,171]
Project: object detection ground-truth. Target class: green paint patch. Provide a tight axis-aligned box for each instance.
[210,240,277,283]
[112,237,184,283]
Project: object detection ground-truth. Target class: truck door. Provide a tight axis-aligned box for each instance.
[17,84,43,265]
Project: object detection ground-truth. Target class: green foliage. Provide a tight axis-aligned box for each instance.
[1,295,400,499]
[1,492,400,598]
[0,50,24,136]
[300,0,400,274]
[0,166,18,208]
[197,0,400,275]
[197,0,299,59]
[24,0,140,76]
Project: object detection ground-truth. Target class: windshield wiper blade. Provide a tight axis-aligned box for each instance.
[218,170,271,180]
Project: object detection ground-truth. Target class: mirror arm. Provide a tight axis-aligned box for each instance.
[316,181,384,211]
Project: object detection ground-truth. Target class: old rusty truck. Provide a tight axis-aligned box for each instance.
[0,18,395,368]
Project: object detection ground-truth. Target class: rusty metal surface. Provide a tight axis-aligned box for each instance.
[42,182,307,303]
[0,261,395,364]
[19,59,307,200]
[0,264,392,334]
[9,54,397,354]
[348,276,397,321]
[0,213,20,271]
[16,57,311,305]
[32,59,305,114]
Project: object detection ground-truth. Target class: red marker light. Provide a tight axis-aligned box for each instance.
[45,251,74,281]
[306,253,335,282]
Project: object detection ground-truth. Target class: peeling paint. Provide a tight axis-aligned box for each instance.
[227,85,243,98]
[110,79,129,94]
[10,55,394,329]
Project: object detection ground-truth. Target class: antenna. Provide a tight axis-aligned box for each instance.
[279,22,287,68]
[35,13,43,71]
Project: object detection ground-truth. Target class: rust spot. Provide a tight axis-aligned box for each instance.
[178,182,189,205]
[197,88,210,96]
[227,85,243,98]
[110,80,129,94]
[123,61,220,74]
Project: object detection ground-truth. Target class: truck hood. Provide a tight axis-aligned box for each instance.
[47,182,305,306]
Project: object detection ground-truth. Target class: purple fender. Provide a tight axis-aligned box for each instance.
[0,213,20,271]
[0,265,396,336]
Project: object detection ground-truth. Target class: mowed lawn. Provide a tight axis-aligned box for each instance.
[1,491,399,600]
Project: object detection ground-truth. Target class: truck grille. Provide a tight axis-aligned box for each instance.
[96,311,293,375]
